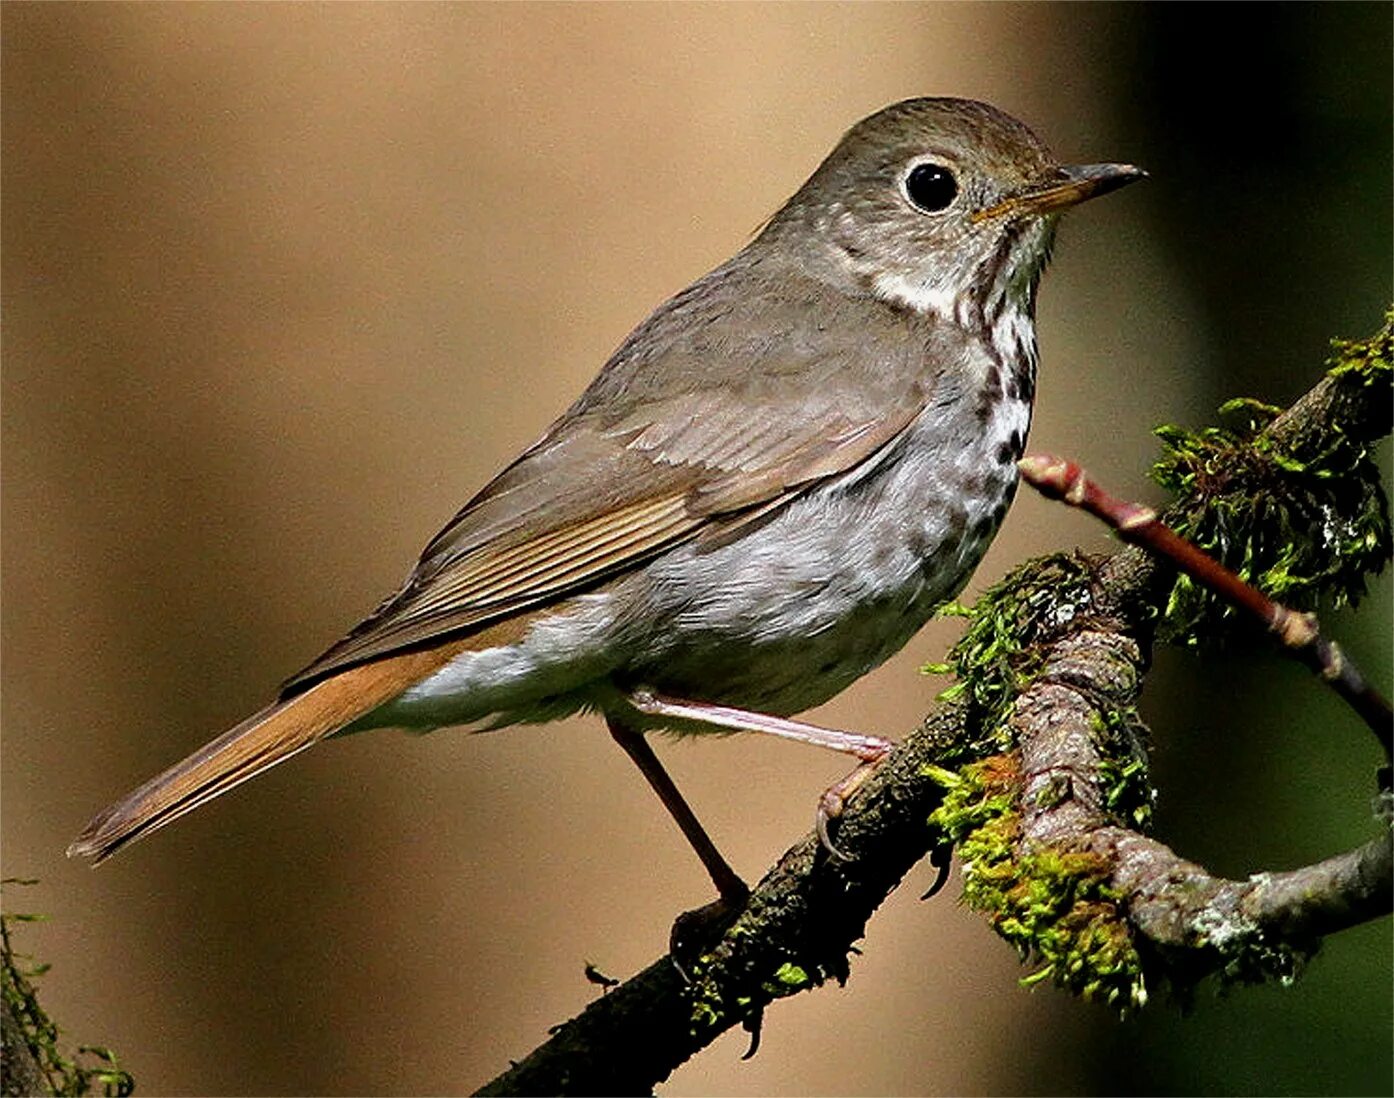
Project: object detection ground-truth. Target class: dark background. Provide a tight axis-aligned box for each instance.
[4,4,1390,1095]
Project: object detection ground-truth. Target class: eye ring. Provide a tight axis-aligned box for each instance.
[902,161,958,213]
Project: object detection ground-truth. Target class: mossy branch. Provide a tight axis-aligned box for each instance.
[477,313,1393,1096]
[1,889,134,1098]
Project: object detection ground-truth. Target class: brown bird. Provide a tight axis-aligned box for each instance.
[70,98,1143,916]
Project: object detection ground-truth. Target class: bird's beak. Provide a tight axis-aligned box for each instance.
[973,162,1146,223]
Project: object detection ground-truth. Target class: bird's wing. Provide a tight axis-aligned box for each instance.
[282,274,951,695]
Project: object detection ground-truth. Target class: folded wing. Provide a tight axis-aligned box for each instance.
[283,269,950,696]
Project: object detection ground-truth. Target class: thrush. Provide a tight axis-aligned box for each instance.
[70,98,1143,916]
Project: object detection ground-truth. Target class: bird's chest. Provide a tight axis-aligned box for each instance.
[632,334,1036,713]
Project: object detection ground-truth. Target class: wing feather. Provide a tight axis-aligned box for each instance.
[282,262,950,696]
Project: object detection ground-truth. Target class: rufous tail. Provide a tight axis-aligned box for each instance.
[67,643,464,864]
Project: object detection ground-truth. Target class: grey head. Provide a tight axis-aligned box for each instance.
[758,97,1144,325]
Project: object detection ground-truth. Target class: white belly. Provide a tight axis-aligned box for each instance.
[361,389,1031,733]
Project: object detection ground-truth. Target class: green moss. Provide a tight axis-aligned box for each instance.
[1098,756,1154,830]
[684,938,824,1034]
[1091,707,1155,830]
[761,962,813,998]
[1327,308,1394,386]
[926,758,1147,1012]
[934,553,1097,744]
[688,992,723,1033]
[1,887,135,1097]
[909,316,1390,1017]
[1151,314,1392,646]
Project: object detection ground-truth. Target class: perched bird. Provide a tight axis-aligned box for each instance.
[70,98,1143,913]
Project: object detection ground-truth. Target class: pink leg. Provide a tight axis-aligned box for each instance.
[626,688,895,859]
[606,715,749,906]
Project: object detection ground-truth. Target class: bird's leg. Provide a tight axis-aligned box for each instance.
[626,689,895,859]
[605,715,750,953]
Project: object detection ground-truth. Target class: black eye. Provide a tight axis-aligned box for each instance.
[904,163,958,212]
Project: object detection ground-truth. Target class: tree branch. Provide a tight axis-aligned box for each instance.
[477,702,975,1096]
[1019,453,1392,754]
[1005,607,1391,998]
[477,314,1392,1095]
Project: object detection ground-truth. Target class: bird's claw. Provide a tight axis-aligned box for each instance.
[817,789,853,861]
[814,751,891,861]
[920,842,953,900]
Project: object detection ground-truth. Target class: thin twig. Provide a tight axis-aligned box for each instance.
[1019,454,1393,760]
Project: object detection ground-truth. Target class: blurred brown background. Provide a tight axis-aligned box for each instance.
[3,4,1389,1095]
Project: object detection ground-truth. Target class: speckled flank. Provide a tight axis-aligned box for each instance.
[374,304,1037,731]
[623,373,1031,716]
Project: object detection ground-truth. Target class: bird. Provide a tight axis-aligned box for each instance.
[69,97,1143,916]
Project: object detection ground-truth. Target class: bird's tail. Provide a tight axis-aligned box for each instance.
[67,645,461,864]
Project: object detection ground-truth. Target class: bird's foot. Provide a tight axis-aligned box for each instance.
[815,743,893,860]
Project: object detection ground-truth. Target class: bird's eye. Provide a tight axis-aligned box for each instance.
[904,163,958,212]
